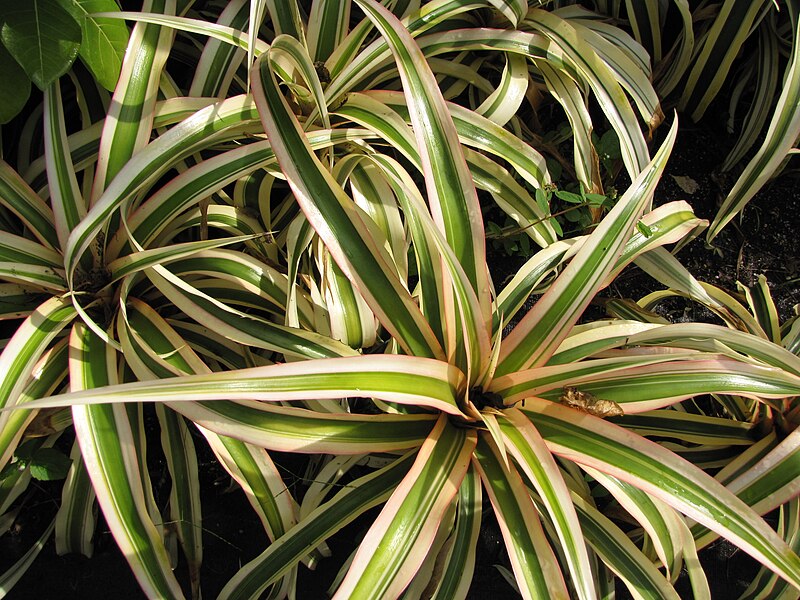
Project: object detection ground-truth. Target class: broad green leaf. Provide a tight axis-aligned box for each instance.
[0,43,30,123]
[0,0,81,89]
[27,447,72,480]
[58,0,130,90]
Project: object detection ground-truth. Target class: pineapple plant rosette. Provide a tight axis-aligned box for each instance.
[2,1,800,598]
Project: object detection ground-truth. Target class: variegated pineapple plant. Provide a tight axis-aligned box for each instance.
[0,1,799,599]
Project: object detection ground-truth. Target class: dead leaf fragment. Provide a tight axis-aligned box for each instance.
[670,175,699,195]
[560,386,624,418]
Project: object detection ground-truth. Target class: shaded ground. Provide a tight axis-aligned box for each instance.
[613,121,800,324]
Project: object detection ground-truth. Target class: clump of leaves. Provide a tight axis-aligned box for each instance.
[0,0,129,123]
[2,2,800,599]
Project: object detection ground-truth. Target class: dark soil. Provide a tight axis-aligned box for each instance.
[610,120,800,324]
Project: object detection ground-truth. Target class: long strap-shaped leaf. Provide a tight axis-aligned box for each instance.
[0,160,58,249]
[496,119,677,375]
[308,0,350,61]
[44,80,87,252]
[523,9,651,176]
[570,492,682,599]
[0,337,68,476]
[522,397,800,589]
[251,50,444,360]
[64,95,261,283]
[189,0,249,97]
[121,298,299,556]
[107,129,372,259]
[0,297,76,414]
[500,409,596,600]
[219,451,417,600]
[365,152,489,388]
[20,353,466,414]
[428,465,481,600]
[707,1,800,242]
[55,440,97,558]
[355,0,491,316]
[69,322,185,598]
[494,355,800,412]
[333,416,476,599]
[91,0,176,201]
[155,404,202,597]
[473,434,570,600]
[0,232,62,268]
[678,0,770,121]
[325,0,492,102]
